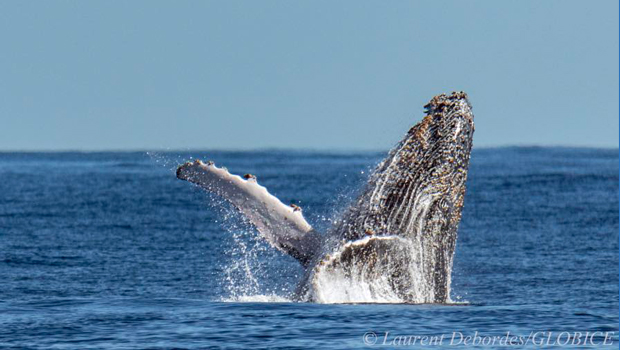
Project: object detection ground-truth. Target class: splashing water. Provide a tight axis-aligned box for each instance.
[149,152,295,301]
[206,198,299,302]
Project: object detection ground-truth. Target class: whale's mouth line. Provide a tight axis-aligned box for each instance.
[176,91,475,304]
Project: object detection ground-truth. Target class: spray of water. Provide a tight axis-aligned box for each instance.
[148,152,293,302]
[204,196,300,302]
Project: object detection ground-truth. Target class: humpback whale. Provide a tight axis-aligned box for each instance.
[176,91,474,303]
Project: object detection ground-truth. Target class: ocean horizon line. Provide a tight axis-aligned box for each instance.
[0,144,617,154]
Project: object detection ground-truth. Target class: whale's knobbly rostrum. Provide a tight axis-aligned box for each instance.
[176,91,474,304]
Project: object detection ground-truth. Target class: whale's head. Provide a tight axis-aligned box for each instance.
[420,91,474,152]
[336,91,475,241]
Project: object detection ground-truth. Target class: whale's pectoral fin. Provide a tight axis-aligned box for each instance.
[176,160,321,267]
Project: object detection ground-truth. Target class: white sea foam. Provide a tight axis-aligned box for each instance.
[310,236,429,304]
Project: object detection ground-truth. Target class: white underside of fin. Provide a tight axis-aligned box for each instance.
[177,160,320,265]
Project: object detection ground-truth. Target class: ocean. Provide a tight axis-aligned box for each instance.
[0,147,618,349]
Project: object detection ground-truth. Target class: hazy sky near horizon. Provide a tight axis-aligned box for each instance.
[1,1,618,151]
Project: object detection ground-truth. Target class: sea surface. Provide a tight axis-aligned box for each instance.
[0,148,618,349]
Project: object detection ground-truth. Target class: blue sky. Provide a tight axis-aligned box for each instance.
[1,1,617,150]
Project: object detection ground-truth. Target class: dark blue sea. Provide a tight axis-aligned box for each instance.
[0,147,618,349]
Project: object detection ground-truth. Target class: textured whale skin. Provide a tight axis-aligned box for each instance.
[305,91,474,303]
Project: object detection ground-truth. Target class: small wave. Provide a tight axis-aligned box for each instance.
[220,294,293,303]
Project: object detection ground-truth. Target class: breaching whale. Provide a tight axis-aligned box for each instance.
[176,91,474,303]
